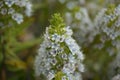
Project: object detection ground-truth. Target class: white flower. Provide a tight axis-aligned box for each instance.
[1,8,7,15]
[51,42,60,49]
[8,8,15,14]
[61,53,68,60]
[50,49,57,57]
[109,33,117,40]
[5,0,15,7]
[67,74,74,80]
[62,76,68,80]
[65,36,81,56]
[75,12,82,20]
[115,18,120,27]
[64,26,73,36]
[63,63,76,74]
[25,1,32,16]
[51,33,59,41]
[59,35,65,42]
[77,51,84,60]
[47,72,55,80]
[78,63,84,72]
[12,13,23,24]
[50,58,57,66]
[68,54,76,63]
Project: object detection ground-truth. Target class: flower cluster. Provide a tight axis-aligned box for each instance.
[97,4,120,40]
[34,14,84,80]
[91,6,120,56]
[0,0,32,24]
[92,5,120,56]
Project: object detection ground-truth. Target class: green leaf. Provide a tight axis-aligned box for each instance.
[13,38,43,52]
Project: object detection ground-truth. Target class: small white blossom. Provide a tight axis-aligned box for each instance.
[50,49,57,57]
[50,58,57,66]
[51,42,60,49]
[47,72,55,80]
[75,12,82,20]
[61,53,68,60]
[115,18,120,27]
[62,76,68,80]
[8,8,15,14]
[5,0,15,7]
[12,13,23,24]
[78,63,85,72]
[1,8,7,15]
[51,33,59,41]
[25,1,32,16]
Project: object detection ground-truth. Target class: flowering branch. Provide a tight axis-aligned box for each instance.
[34,13,85,80]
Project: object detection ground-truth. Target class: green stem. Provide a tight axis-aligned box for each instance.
[0,30,6,80]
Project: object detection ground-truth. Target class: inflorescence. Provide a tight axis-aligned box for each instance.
[0,0,32,24]
[97,4,120,40]
[34,14,84,80]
